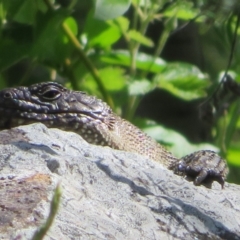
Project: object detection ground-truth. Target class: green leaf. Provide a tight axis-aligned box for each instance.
[84,12,128,48]
[131,0,151,8]
[128,30,154,47]
[154,62,209,100]
[0,74,7,89]
[142,123,219,158]
[224,100,240,149]
[3,0,47,24]
[0,40,29,71]
[31,10,72,63]
[0,2,7,22]
[94,0,131,20]
[82,67,126,94]
[100,50,166,73]
[163,1,202,21]
[63,17,78,43]
[0,19,33,71]
[227,147,240,166]
[114,16,130,33]
[128,79,153,96]
[100,67,126,91]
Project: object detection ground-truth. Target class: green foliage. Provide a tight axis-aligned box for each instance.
[84,13,128,48]
[154,63,210,100]
[163,1,200,21]
[1,0,240,182]
[94,0,131,20]
[82,66,126,94]
[100,50,166,73]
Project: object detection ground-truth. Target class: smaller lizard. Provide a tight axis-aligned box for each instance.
[0,82,228,187]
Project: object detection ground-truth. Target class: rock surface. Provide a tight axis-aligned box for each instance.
[0,123,240,240]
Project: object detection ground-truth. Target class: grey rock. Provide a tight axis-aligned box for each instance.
[0,123,240,240]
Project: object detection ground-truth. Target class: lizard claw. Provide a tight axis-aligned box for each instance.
[174,150,228,188]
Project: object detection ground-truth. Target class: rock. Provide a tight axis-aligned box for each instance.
[0,123,240,240]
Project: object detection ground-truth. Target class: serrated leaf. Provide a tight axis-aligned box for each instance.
[94,0,131,20]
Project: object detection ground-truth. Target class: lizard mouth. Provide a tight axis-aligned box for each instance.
[0,106,104,130]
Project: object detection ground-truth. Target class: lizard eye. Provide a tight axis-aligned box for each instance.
[41,89,61,100]
[3,92,12,98]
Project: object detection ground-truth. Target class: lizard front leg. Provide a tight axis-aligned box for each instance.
[169,150,229,188]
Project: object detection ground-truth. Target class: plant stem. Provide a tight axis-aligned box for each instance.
[125,3,152,120]
[61,22,113,107]
[42,0,113,108]
[32,185,61,240]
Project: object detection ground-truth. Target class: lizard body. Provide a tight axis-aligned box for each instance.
[0,82,228,187]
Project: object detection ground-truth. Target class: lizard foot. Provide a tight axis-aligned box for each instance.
[173,150,228,188]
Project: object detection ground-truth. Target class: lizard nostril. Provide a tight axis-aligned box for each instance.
[4,92,12,98]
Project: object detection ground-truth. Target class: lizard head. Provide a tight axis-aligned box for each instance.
[0,82,112,131]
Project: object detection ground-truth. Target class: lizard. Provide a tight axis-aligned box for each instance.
[0,82,229,187]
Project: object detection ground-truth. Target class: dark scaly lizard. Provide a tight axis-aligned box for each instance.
[0,82,228,187]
